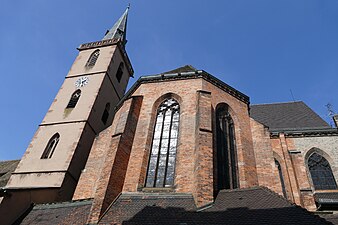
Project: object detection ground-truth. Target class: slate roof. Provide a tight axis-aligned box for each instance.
[161,65,197,74]
[17,199,92,225]
[0,160,19,188]
[250,101,331,132]
[98,187,330,225]
[99,193,196,224]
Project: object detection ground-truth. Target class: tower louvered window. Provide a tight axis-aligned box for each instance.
[216,104,238,190]
[101,103,110,125]
[41,133,60,159]
[86,50,100,68]
[66,90,81,108]
[275,159,287,198]
[116,62,124,83]
[145,98,180,188]
[308,153,337,190]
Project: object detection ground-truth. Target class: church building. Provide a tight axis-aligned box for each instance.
[1,7,338,225]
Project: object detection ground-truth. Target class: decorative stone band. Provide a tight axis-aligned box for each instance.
[270,127,338,138]
[78,38,120,50]
[77,39,134,77]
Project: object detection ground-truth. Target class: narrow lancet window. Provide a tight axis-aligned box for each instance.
[101,103,110,125]
[85,49,100,68]
[216,104,238,190]
[66,90,81,108]
[275,159,287,198]
[308,153,337,190]
[145,98,180,188]
[41,133,60,159]
[116,62,124,83]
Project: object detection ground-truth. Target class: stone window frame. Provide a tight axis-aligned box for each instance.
[274,158,287,198]
[116,62,124,83]
[305,149,338,191]
[101,103,110,125]
[214,102,239,191]
[41,133,60,159]
[85,49,100,68]
[66,89,81,109]
[144,98,180,188]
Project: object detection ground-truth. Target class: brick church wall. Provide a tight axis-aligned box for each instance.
[250,119,277,190]
[202,81,258,188]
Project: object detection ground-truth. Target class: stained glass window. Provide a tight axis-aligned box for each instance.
[85,49,100,68]
[66,90,81,108]
[216,104,238,190]
[275,159,287,198]
[41,133,60,159]
[308,153,337,190]
[145,98,180,188]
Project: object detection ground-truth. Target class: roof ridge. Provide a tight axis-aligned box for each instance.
[251,101,303,106]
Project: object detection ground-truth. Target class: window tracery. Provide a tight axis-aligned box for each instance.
[216,104,238,190]
[275,159,287,198]
[145,98,180,188]
[66,90,81,108]
[308,152,337,190]
[85,49,100,68]
[41,133,60,159]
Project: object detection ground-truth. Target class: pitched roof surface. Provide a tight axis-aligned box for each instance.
[18,199,92,225]
[161,65,197,74]
[99,193,196,224]
[250,101,331,131]
[98,187,330,225]
[0,160,19,187]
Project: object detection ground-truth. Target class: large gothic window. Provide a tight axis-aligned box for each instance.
[66,90,81,108]
[216,104,238,190]
[41,133,60,159]
[275,159,287,198]
[308,153,337,190]
[85,49,100,68]
[145,98,180,188]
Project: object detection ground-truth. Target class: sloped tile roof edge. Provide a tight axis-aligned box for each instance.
[225,186,333,224]
[114,66,250,113]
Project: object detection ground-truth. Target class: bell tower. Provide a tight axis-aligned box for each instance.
[4,6,133,210]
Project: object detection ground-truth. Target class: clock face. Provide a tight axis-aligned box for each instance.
[75,76,89,88]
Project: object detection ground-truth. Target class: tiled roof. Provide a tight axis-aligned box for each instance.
[98,187,330,225]
[99,193,196,224]
[250,101,331,132]
[161,65,197,74]
[0,160,19,187]
[18,199,92,225]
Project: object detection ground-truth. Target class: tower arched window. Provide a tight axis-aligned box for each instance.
[41,133,60,159]
[145,98,180,188]
[101,103,110,125]
[275,159,287,198]
[85,49,100,68]
[66,90,81,108]
[216,103,238,190]
[116,62,124,83]
[308,153,337,190]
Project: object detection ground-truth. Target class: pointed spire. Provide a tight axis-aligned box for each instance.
[102,5,130,47]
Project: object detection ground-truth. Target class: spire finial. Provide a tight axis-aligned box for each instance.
[102,6,130,47]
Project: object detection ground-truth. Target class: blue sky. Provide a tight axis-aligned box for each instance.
[1,0,338,160]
